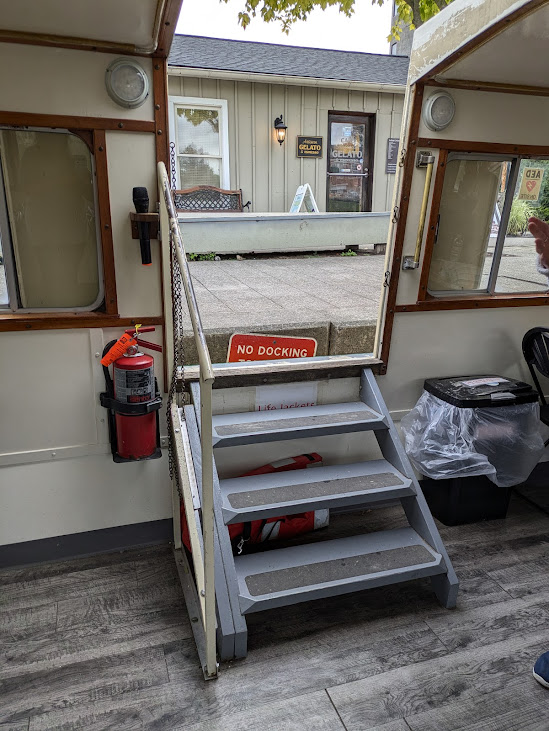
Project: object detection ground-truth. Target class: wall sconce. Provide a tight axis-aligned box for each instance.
[274,115,287,145]
[105,58,149,109]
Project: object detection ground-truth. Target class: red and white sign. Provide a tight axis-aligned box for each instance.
[227,333,317,363]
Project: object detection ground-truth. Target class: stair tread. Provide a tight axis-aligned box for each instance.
[212,401,382,437]
[236,528,441,600]
[220,460,412,521]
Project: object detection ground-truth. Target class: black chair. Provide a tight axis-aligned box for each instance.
[522,326,549,445]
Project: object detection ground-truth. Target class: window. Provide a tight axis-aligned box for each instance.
[428,153,549,296]
[169,96,230,190]
[0,128,102,311]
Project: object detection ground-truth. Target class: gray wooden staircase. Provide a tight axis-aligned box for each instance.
[179,368,458,661]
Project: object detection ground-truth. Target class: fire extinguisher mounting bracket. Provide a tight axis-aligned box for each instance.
[100,393,162,416]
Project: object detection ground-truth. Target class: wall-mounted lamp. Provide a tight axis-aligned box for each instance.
[274,115,287,145]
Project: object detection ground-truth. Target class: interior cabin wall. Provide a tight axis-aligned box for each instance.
[0,42,170,549]
[167,74,404,213]
[382,86,549,414]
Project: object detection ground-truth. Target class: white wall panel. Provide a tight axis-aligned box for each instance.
[0,455,171,545]
[106,131,162,318]
[0,43,154,121]
[380,308,539,412]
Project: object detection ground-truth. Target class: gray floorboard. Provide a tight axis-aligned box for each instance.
[1,498,549,729]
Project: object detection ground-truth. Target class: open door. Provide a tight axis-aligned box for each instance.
[376,0,549,414]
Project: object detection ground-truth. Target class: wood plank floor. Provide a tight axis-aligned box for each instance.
[2,493,549,730]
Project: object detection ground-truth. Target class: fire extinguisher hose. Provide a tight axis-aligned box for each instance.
[102,340,118,400]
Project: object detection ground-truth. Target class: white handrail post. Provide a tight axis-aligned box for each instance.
[157,162,217,679]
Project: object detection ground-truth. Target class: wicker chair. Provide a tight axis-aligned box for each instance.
[173,185,250,213]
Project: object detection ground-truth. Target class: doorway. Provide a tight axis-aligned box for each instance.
[327,113,375,213]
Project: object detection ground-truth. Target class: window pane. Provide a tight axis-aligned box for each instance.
[179,156,221,188]
[176,107,220,156]
[494,159,549,293]
[329,122,366,174]
[0,130,99,308]
[327,175,364,212]
[428,159,504,293]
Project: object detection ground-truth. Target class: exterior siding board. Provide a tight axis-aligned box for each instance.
[168,73,402,213]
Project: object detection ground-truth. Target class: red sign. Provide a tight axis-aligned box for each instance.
[227,333,317,363]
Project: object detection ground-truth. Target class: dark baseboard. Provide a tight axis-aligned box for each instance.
[0,519,173,569]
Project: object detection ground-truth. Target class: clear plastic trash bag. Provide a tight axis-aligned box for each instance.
[401,391,545,487]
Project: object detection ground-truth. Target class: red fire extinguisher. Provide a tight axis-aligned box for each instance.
[100,326,163,463]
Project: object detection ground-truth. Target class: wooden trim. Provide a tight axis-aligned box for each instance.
[396,294,549,313]
[378,83,424,373]
[417,150,448,300]
[152,57,170,391]
[0,110,155,133]
[417,138,549,157]
[427,77,549,98]
[68,129,93,153]
[93,130,118,315]
[155,0,184,57]
[422,0,548,83]
[0,29,143,56]
[153,59,170,168]
[0,314,163,333]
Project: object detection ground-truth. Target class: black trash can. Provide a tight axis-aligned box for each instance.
[416,375,540,526]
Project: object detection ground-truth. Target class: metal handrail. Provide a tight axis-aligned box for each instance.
[158,162,214,382]
[158,161,217,680]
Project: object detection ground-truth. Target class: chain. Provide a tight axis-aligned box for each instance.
[170,141,177,191]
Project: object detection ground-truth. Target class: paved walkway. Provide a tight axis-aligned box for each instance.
[187,254,386,331]
[186,236,546,333]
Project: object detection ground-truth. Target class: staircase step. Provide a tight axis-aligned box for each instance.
[211,401,386,447]
[235,527,443,613]
[220,460,414,524]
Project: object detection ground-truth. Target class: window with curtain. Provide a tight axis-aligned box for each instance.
[0,128,102,311]
[170,97,230,190]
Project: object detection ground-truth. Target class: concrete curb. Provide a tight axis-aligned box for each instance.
[182,319,377,364]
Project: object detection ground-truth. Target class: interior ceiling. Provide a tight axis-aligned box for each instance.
[0,0,165,53]
[438,3,549,88]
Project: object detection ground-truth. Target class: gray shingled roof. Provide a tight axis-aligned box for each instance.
[169,35,409,86]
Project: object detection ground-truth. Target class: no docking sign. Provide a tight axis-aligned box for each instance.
[227,333,318,362]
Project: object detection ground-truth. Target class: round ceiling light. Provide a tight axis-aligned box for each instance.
[422,91,456,131]
[105,58,149,109]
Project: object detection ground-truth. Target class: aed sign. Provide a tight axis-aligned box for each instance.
[518,167,545,201]
[227,333,318,362]
[297,136,323,158]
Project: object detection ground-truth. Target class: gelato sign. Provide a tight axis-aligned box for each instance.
[518,167,544,201]
[297,136,323,158]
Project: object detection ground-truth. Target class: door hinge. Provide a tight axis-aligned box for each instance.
[399,148,406,167]
[383,270,391,288]
[392,206,399,223]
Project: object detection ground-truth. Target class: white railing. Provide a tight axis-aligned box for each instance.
[158,162,217,679]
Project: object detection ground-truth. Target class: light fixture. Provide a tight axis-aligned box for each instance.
[422,91,456,131]
[105,58,149,109]
[274,115,287,145]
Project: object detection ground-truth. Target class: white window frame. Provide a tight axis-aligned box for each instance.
[0,126,104,313]
[168,96,230,190]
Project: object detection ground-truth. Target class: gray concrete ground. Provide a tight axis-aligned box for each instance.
[188,254,386,331]
[485,237,548,292]
[180,235,546,361]
[187,235,546,331]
